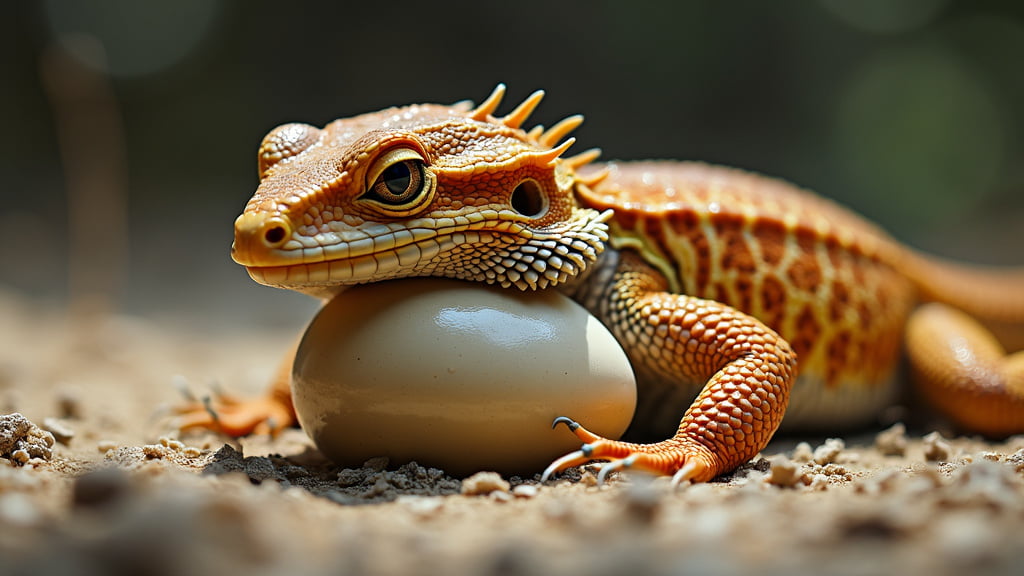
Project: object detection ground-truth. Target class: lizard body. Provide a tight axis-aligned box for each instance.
[182,86,1024,483]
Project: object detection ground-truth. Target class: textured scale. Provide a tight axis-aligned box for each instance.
[178,85,1024,483]
[573,162,916,433]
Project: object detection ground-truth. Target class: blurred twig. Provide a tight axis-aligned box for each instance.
[39,37,129,320]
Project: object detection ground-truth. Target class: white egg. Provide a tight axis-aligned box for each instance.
[292,278,636,476]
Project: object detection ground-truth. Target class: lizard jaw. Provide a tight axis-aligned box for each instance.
[235,208,613,297]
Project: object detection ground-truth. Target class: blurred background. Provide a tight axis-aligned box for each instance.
[3,0,1023,331]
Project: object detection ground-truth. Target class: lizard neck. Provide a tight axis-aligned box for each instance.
[559,247,623,317]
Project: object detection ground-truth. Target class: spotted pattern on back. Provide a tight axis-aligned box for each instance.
[576,161,916,428]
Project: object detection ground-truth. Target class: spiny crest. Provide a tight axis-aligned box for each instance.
[467,84,602,173]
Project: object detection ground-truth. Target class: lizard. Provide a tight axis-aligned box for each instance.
[178,85,1024,484]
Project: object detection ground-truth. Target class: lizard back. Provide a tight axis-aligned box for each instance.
[576,161,918,430]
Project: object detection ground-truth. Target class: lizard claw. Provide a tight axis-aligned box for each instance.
[173,389,293,437]
[541,449,588,483]
[670,461,702,487]
[551,416,580,431]
[596,454,638,485]
[542,417,719,484]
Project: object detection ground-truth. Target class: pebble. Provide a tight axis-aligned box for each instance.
[461,471,510,496]
[922,431,953,462]
[791,442,814,463]
[874,422,907,456]
[0,413,55,464]
[97,440,118,453]
[489,490,514,503]
[943,460,1021,510]
[511,484,539,499]
[765,454,802,488]
[1006,448,1024,473]
[812,438,845,465]
[243,456,277,483]
[808,473,830,491]
[42,417,75,446]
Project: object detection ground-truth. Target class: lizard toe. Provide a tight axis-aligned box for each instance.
[174,395,293,437]
[544,420,722,484]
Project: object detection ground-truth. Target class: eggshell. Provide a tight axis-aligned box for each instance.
[291,278,636,476]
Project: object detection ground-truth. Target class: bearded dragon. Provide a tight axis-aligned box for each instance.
[179,85,1024,483]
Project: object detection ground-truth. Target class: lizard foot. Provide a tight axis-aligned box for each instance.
[173,390,294,437]
[541,417,718,485]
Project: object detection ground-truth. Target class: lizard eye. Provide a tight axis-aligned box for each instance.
[372,160,422,203]
[362,148,436,215]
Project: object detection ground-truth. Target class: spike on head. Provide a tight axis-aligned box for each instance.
[469,84,507,121]
[540,115,584,148]
[233,85,613,298]
[564,148,602,170]
[502,90,545,129]
[534,137,576,166]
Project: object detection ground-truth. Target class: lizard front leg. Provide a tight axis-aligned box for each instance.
[545,251,797,484]
[175,341,298,436]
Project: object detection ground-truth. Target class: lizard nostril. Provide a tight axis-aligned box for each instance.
[263,225,287,246]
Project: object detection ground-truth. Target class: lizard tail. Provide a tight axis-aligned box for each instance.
[906,253,1024,348]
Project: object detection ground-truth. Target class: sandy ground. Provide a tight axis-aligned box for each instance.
[2,287,1024,576]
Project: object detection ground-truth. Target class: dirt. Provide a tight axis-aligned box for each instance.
[2,287,1024,576]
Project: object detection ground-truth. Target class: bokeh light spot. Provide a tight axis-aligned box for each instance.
[835,45,1005,229]
[819,0,951,35]
[44,0,221,77]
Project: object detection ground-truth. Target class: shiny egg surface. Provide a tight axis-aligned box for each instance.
[292,278,636,476]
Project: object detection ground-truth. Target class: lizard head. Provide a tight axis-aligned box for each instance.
[231,85,612,298]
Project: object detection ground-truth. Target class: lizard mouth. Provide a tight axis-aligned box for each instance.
[241,229,464,290]
[235,208,613,295]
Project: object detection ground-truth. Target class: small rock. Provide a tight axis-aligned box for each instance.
[158,437,185,451]
[808,473,830,491]
[201,444,245,475]
[363,456,389,472]
[978,451,1001,462]
[10,449,29,465]
[765,454,802,488]
[943,460,1021,510]
[0,413,54,464]
[874,422,907,456]
[336,468,365,487]
[923,431,953,462]
[42,417,75,446]
[1007,448,1024,473]
[96,440,118,453]
[512,484,539,499]
[813,438,845,465]
[461,471,510,496]
[791,442,814,463]
[243,456,277,483]
[141,444,169,459]
[489,490,514,503]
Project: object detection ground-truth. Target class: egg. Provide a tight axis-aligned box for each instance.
[291,278,637,476]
